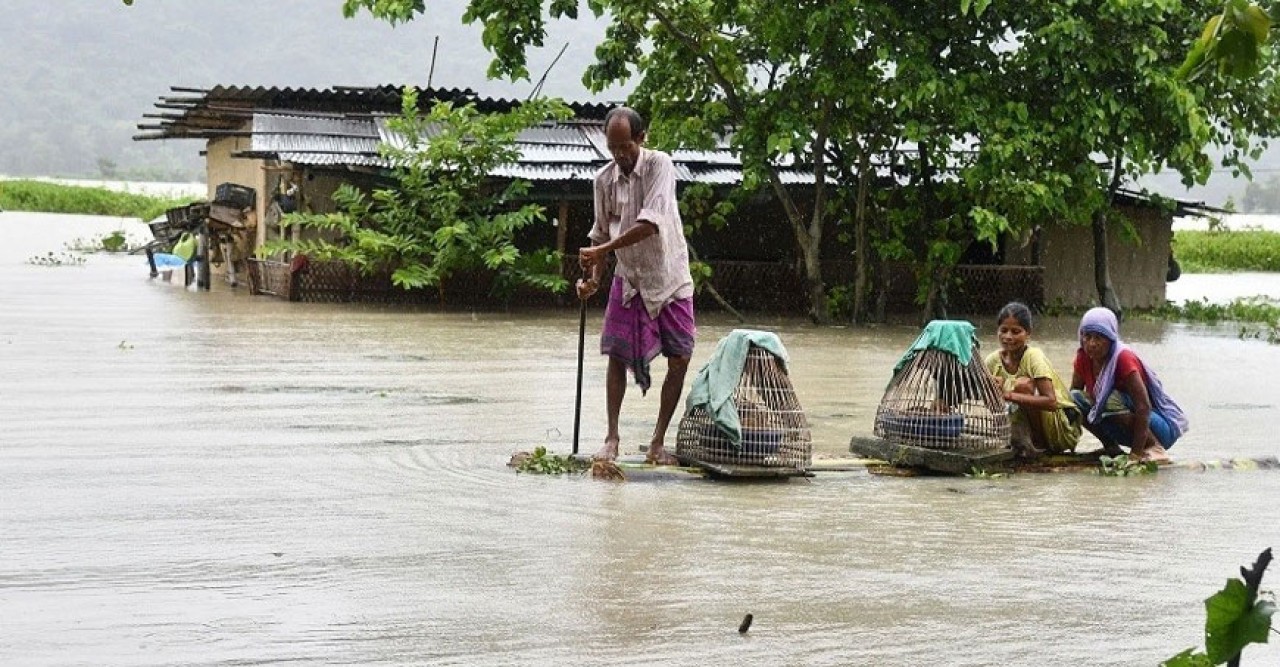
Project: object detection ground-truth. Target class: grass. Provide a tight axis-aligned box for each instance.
[0,179,198,221]
[1173,229,1280,273]
[1152,296,1280,344]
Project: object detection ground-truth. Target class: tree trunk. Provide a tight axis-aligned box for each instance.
[766,172,825,323]
[1091,210,1122,316]
[687,243,745,323]
[852,147,871,325]
[1093,156,1125,317]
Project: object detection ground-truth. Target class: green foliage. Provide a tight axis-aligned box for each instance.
[1156,296,1280,326]
[1174,230,1280,272]
[825,284,854,321]
[1097,455,1159,476]
[261,88,572,299]
[1153,296,1280,343]
[341,0,1280,320]
[1165,548,1274,666]
[0,180,196,221]
[514,446,590,475]
[1178,1,1273,82]
[101,230,127,252]
[64,229,133,253]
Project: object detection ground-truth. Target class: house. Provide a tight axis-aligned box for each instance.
[135,84,1202,313]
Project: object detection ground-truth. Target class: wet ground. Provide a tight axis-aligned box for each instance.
[2,212,1279,666]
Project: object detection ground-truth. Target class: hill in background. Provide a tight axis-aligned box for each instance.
[0,0,617,182]
[1,0,1274,207]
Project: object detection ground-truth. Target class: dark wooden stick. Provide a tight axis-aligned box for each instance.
[572,297,587,456]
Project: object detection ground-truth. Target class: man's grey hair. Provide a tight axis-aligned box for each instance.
[604,106,646,139]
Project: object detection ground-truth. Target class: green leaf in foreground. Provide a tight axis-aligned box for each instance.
[1204,578,1275,662]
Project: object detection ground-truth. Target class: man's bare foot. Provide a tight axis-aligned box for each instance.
[1132,443,1170,464]
[645,443,679,466]
[593,437,620,461]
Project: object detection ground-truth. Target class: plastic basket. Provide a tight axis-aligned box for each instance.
[214,182,256,209]
[879,410,964,441]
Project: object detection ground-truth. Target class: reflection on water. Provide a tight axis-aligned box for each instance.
[2,212,1279,666]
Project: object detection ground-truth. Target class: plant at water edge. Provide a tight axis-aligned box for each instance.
[1150,297,1280,345]
[513,446,590,475]
[1164,548,1274,666]
[27,251,86,267]
[66,229,131,253]
[1097,455,1158,476]
[258,88,572,302]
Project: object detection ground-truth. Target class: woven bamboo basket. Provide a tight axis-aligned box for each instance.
[874,346,1010,451]
[677,344,812,470]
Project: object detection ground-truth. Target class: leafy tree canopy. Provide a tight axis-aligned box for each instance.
[341,0,1280,317]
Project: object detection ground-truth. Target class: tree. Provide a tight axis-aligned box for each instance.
[343,0,1010,323]
[262,87,572,302]
[341,0,1280,320]
[960,0,1280,315]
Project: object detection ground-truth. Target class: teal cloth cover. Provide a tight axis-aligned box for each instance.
[892,320,979,374]
[685,329,790,449]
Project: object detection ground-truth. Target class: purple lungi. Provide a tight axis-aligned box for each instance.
[600,276,696,394]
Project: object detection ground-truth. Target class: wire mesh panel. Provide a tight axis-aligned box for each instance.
[677,346,812,470]
[873,348,1010,451]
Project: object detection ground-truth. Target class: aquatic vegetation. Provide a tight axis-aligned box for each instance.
[1174,229,1280,273]
[1165,548,1274,666]
[1152,297,1280,344]
[0,179,197,221]
[511,446,591,475]
[65,229,132,253]
[1097,455,1158,476]
[26,251,86,267]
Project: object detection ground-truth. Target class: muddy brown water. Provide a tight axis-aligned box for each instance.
[3,213,1279,666]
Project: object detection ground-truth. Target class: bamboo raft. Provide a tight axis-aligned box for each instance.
[848,435,1280,476]
[550,448,1280,481]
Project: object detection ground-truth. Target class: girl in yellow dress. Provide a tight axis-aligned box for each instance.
[984,302,1081,455]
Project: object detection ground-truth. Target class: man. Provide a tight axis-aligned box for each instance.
[577,107,696,465]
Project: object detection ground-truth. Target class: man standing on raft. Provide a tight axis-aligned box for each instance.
[576,106,696,465]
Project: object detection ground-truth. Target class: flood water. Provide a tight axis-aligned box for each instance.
[3,213,1279,666]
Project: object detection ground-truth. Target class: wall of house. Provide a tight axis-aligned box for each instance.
[1005,204,1171,309]
[206,136,267,221]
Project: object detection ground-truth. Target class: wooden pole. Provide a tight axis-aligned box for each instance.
[573,296,587,456]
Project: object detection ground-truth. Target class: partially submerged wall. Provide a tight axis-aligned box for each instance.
[1005,205,1171,309]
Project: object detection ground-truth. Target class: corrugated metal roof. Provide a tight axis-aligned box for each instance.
[250,113,380,154]
[230,108,819,186]
[134,84,613,142]
[492,164,600,181]
[514,144,601,164]
[515,126,593,146]
[253,113,378,138]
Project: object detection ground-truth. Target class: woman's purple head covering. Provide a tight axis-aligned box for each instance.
[1079,306,1119,345]
[1077,307,1188,439]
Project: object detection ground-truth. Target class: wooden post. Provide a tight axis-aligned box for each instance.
[199,222,212,290]
[556,198,570,278]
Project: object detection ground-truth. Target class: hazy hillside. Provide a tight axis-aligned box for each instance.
[0,0,1275,206]
[0,0,618,181]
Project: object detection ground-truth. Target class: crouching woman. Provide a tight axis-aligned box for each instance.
[985,301,1081,456]
[1069,307,1189,463]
